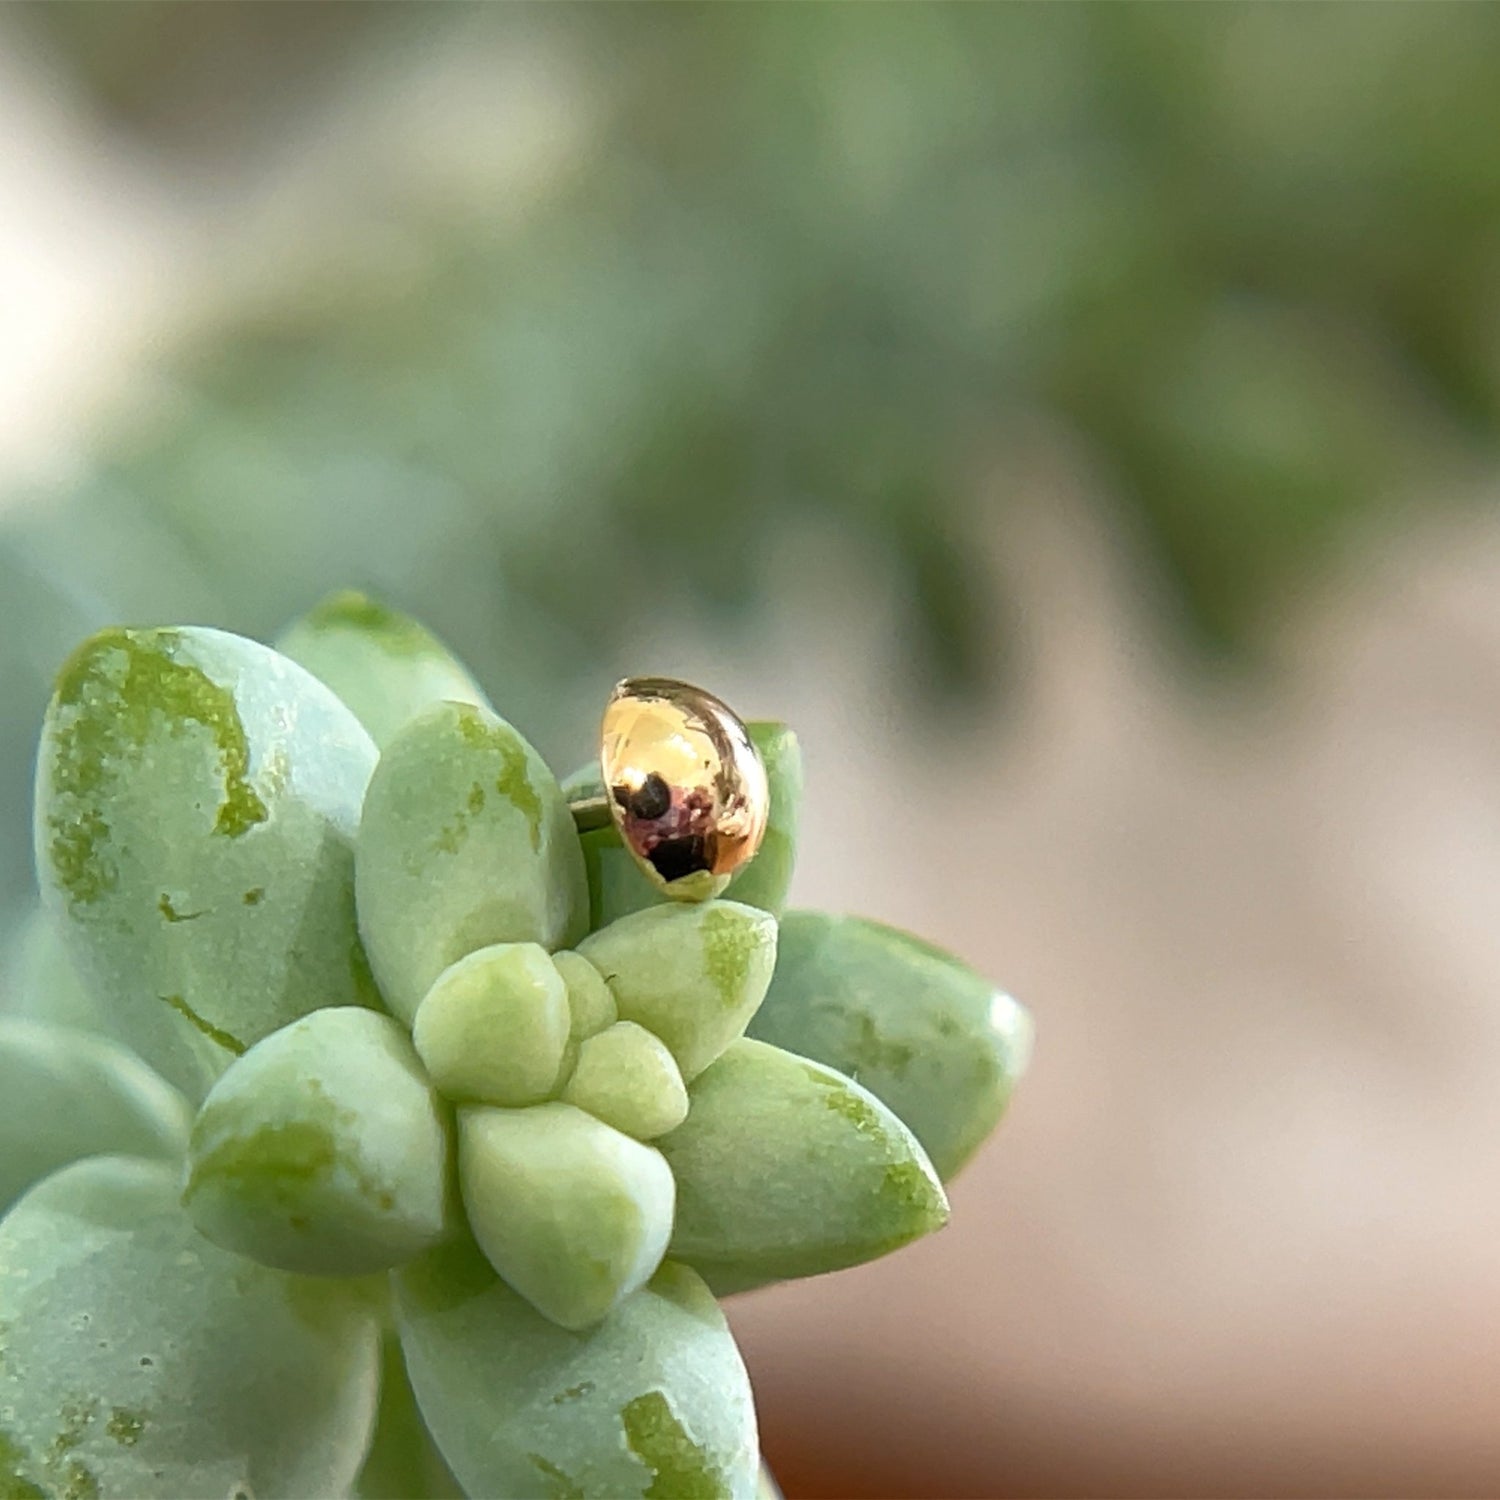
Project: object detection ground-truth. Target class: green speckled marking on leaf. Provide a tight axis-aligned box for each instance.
[160,994,246,1056]
[185,1118,339,1202]
[61,1463,98,1500]
[844,1014,917,1081]
[187,1098,399,1218]
[243,887,265,906]
[48,629,269,907]
[527,1454,585,1500]
[701,906,757,1011]
[454,710,543,853]
[549,1381,596,1405]
[301,591,440,657]
[803,1063,886,1140]
[157,894,206,924]
[879,1161,940,1218]
[0,1429,44,1500]
[104,1411,144,1449]
[621,1392,728,1500]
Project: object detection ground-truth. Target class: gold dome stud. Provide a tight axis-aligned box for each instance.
[578,677,770,902]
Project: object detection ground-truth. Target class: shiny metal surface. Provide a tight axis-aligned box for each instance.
[598,677,770,901]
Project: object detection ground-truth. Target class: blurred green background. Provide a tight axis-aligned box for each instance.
[7,6,1500,1496]
[7,2,1500,938]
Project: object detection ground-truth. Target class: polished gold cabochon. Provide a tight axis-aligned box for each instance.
[600,677,770,901]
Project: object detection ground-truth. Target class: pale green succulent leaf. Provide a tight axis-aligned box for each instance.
[0,1018,191,1212]
[562,1020,689,1141]
[555,950,618,1041]
[412,943,571,1107]
[576,901,776,1082]
[657,1037,949,1294]
[356,701,588,1025]
[459,1101,674,1330]
[33,625,380,1103]
[747,911,1033,1180]
[570,722,802,928]
[184,1007,456,1277]
[0,1155,381,1500]
[394,1240,758,1500]
[276,590,491,750]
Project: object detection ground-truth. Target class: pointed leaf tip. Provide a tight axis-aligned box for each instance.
[658,1038,949,1293]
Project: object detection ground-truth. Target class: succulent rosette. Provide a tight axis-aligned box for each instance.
[0,592,1032,1500]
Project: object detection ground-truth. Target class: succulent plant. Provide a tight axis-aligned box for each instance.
[0,591,1032,1500]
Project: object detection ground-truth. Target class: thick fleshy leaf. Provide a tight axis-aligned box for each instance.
[568,722,802,929]
[185,1007,456,1277]
[0,1018,191,1211]
[657,1038,949,1294]
[562,1021,689,1141]
[0,1155,381,1500]
[394,1239,758,1500]
[555,950,617,1042]
[355,1334,463,1500]
[33,626,380,1103]
[576,901,777,1081]
[276,590,490,750]
[412,943,570,1107]
[747,912,1033,1180]
[356,701,588,1025]
[459,1102,674,1330]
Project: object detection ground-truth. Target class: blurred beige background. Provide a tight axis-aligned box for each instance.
[7,10,1500,1498]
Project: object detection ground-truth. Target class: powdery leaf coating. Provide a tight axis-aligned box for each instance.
[459,1102,675,1330]
[0,1019,191,1213]
[356,702,589,1026]
[277,590,491,750]
[657,1038,950,1295]
[562,1021,690,1141]
[747,912,1034,1181]
[576,901,777,1082]
[0,1156,381,1500]
[394,1241,757,1500]
[185,1008,456,1277]
[33,626,380,1103]
[569,722,802,929]
[412,943,571,1107]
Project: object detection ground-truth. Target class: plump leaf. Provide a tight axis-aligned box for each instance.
[412,943,570,1107]
[356,701,588,1025]
[185,1007,456,1277]
[0,1155,381,1500]
[747,912,1033,1180]
[33,626,380,1103]
[555,950,617,1042]
[657,1038,949,1294]
[394,1240,758,1500]
[562,1020,690,1141]
[569,723,802,929]
[0,1018,191,1212]
[459,1102,674,1330]
[576,901,776,1082]
[276,590,491,750]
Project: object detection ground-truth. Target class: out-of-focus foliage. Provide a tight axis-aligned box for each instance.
[5,5,1500,938]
